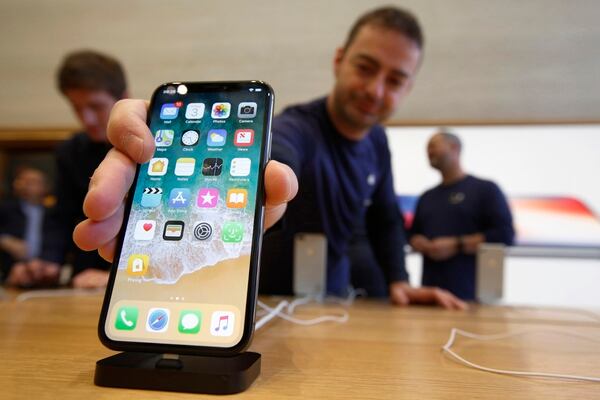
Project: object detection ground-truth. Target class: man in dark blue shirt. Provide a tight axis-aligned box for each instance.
[259,7,466,308]
[410,131,515,300]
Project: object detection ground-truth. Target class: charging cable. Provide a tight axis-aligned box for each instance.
[442,328,600,382]
[255,294,351,331]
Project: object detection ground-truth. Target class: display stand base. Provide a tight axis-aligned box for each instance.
[94,351,261,394]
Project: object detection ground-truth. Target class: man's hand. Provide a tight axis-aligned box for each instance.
[73,99,298,262]
[427,236,459,261]
[389,281,468,310]
[409,234,431,254]
[72,269,109,289]
[461,233,485,254]
[5,259,60,288]
[0,235,28,261]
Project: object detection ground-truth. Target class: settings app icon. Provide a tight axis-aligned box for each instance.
[193,222,213,241]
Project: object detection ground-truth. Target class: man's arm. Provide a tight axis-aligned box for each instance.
[73,100,298,261]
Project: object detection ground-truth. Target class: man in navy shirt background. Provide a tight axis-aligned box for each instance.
[410,130,515,300]
[259,7,466,309]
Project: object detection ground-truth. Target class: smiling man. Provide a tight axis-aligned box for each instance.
[258,6,466,308]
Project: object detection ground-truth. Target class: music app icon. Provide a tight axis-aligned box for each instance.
[210,311,234,337]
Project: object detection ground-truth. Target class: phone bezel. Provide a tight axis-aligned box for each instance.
[97,81,274,356]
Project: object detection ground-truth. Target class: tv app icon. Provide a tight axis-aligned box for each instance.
[146,308,170,333]
[141,187,162,208]
[115,306,138,331]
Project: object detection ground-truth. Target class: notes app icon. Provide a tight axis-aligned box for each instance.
[210,311,234,336]
[175,158,195,176]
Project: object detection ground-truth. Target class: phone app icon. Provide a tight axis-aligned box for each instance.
[163,220,184,240]
[202,158,223,176]
[154,130,174,147]
[207,129,227,146]
[222,222,244,243]
[160,103,179,120]
[234,129,254,147]
[197,188,219,208]
[193,222,213,240]
[175,157,196,176]
[148,158,168,176]
[134,220,156,240]
[181,130,199,146]
[115,306,138,331]
[210,311,234,336]
[230,158,251,177]
[238,102,257,119]
[127,254,149,276]
[185,103,205,119]
[211,102,231,119]
[179,310,202,334]
[146,308,170,332]
[141,187,163,208]
[226,189,248,209]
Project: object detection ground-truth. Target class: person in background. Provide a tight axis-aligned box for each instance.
[72,7,466,309]
[0,166,63,287]
[409,130,515,300]
[55,50,128,288]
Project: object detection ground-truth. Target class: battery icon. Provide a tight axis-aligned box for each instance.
[254,88,262,92]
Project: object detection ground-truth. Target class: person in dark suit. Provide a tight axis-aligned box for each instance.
[0,167,64,287]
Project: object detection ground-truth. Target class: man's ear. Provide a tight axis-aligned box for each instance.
[333,47,345,78]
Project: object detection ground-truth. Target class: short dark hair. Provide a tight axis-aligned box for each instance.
[57,50,127,99]
[344,6,424,50]
[438,129,462,152]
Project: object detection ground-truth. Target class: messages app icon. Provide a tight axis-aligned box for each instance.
[115,306,138,331]
[178,310,202,334]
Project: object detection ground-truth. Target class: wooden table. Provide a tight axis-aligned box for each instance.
[1,292,599,399]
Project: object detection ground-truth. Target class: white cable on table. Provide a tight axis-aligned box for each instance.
[442,328,600,383]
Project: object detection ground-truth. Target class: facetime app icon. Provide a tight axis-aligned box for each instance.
[163,220,184,241]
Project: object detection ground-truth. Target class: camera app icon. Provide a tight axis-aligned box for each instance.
[237,102,257,119]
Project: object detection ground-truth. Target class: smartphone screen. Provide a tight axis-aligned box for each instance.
[99,81,273,355]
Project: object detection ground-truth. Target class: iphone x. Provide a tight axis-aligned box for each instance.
[98,81,274,355]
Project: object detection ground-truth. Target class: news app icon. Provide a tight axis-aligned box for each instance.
[234,129,254,147]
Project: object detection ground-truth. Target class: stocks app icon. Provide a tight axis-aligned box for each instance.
[202,158,223,176]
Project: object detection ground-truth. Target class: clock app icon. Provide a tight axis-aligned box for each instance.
[181,130,199,146]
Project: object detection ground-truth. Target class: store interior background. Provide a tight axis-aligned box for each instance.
[1,0,599,306]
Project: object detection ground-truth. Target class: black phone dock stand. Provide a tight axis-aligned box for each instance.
[94,351,261,394]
